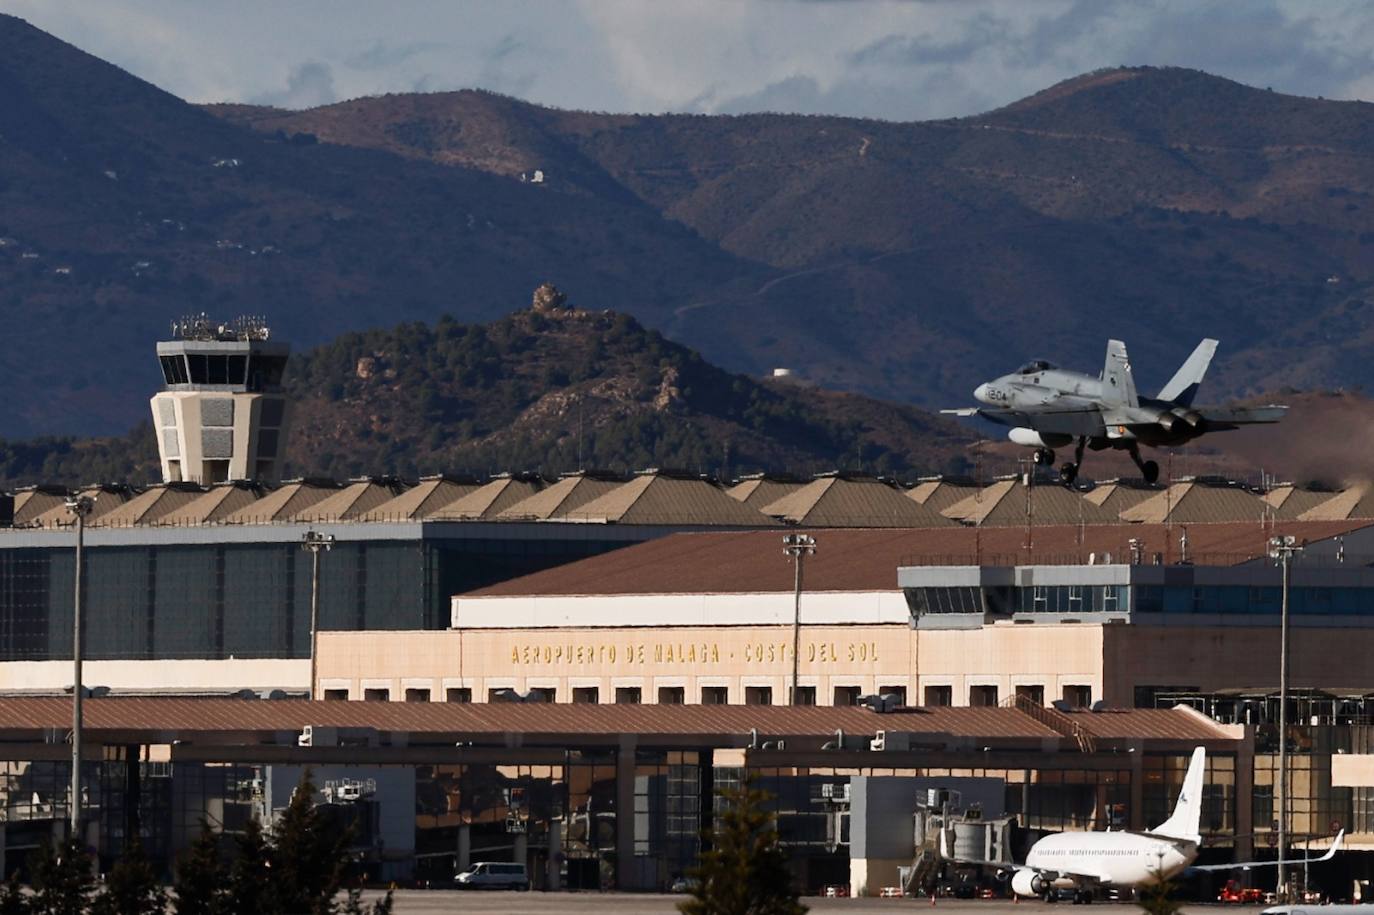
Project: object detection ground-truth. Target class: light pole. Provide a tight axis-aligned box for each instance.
[1269,534,1302,902]
[301,530,335,700]
[65,494,94,839]
[783,534,816,705]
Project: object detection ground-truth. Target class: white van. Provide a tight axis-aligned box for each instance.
[454,861,529,890]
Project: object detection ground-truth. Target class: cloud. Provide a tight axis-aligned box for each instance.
[8,0,1374,121]
[252,61,337,110]
[343,39,446,72]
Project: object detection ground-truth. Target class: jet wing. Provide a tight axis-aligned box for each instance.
[940,407,1104,436]
[1190,830,1343,872]
[1192,405,1288,429]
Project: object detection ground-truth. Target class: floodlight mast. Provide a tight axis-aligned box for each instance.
[1268,534,1302,902]
[783,534,817,706]
[302,531,336,700]
[65,494,95,839]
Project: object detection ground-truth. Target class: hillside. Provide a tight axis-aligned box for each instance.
[7,11,1374,435]
[0,288,973,487]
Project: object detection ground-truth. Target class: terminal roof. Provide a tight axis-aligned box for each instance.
[464,521,1371,596]
[0,697,1233,747]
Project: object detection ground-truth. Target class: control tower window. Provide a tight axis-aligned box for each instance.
[159,356,189,385]
[249,355,287,391]
[188,354,208,384]
[227,354,247,385]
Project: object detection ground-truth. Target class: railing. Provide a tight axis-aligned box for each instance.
[1003,693,1097,753]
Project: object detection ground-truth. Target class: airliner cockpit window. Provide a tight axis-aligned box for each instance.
[1017,360,1055,374]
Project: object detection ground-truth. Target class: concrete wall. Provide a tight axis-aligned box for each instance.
[0,658,308,693]
[451,590,910,629]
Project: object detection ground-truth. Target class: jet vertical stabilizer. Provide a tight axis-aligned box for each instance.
[1101,340,1138,408]
[1150,747,1205,843]
[1157,339,1217,406]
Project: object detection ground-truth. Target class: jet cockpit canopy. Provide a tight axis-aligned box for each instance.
[1016,359,1057,375]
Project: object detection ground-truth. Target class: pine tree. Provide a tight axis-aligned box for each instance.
[223,819,272,915]
[679,776,807,915]
[171,822,224,915]
[29,838,94,915]
[268,769,349,915]
[1137,869,1181,915]
[0,871,28,915]
[91,837,166,915]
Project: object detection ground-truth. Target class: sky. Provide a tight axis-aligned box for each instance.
[5,0,1374,121]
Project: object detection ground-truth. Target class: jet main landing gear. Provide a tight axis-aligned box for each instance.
[1033,448,1056,466]
[1127,443,1160,484]
[1058,437,1088,486]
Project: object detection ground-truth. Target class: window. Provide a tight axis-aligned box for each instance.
[1063,685,1092,708]
[527,687,556,703]
[924,685,953,707]
[969,685,999,707]
[572,687,599,704]
[1068,586,1083,613]
[615,686,642,705]
[793,686,816,706]
[877,685,906,705]
[363,688,389,702]
[1015,684,1045,706]
[744,686,772,706]
[833,686,861,706]
[701,686,728,705]
[658,686,685,705]
[1033,586,1048,612]
[404,687,430,703]
[446,687,472,703]
[323,689,348,702]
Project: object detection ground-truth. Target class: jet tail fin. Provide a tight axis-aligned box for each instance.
[1102,340,1138,408]
[1151,746,1205,842]
[1157,339,1218,406]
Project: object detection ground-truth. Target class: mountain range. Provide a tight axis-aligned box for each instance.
[3,15,1374,456]
[0,293,973,488]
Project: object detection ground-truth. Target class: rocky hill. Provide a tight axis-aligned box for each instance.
[0,288,973,487]
[7,13,1374,438]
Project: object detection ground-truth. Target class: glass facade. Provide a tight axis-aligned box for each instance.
[0,533,633,660]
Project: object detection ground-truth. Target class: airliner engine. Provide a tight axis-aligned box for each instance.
[1010,868,1050,898]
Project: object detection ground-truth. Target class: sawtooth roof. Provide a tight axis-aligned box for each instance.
[728,476,806,509]
[497,473,628,520]
[942,479,1118,526]
[223,479,341,524]
[296,478,412,519]
[99,484,207,527]
[1120,480,1266,524]
[11,487,69,526]
[1081,480,1163,517]
[465,520,1368,597]
[430,476,545,520]
[564,472,776,526]
[25,485,134,528]
[1299,483,1374,521]
[760,475,952,527]
[1263,485,1340,521]
[158,482,268,526]
[907,478,982,514]
[362,475,479,521]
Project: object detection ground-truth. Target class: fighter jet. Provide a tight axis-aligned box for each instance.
[943,339,1286,485]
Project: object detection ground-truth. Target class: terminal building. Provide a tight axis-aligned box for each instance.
[2,324,1374,894]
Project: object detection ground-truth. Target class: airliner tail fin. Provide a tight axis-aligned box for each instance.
[1151,746,1205,842]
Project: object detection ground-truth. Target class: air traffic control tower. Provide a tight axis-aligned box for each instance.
[150,315,291,484]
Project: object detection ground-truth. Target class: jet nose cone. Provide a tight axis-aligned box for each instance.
[974,383,992,404]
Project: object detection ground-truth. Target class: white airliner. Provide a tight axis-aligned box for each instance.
[944,747,1344,903]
